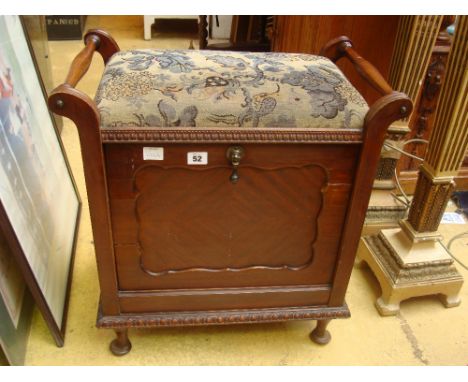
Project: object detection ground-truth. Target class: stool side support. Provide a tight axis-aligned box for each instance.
[329,91,413,306]
[48,85,120,316]
[320,36,413,306]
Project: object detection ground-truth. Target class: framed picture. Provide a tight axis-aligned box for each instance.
[0,291,34,366]
[0,15,81,347]
[0,229,34,365]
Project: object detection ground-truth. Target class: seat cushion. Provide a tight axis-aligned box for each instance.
[95,49,368,130]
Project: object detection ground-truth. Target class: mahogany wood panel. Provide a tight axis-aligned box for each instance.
[136,166,324,272]
[105,144,358,291]
[118,285,331,313]
[272,16,400,104]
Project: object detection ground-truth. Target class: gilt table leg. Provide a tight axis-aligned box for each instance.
[310,319,332,345]
[110,329,132,356]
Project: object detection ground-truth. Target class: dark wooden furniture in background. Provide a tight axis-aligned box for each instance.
[271,16,400,105]
[199,15,271,51]
[397,16,468,193]
[48,30,411,355]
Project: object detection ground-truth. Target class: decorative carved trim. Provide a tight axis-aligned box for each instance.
[373,123,409,189]
[389,16,443,105]
[376,231,452,269]
[424,16,468,176]
[96,304,351,329]
[403,50,448,171]
[407,169,454,232]
[100,128,363,144]
[363,235,460,283]
[365,205,407,223]
[422,54,446,103]
[375,157,398,181]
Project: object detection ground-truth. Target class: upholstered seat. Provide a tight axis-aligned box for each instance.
[95,49,368,130]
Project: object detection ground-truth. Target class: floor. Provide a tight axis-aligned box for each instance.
[24,16,468,365]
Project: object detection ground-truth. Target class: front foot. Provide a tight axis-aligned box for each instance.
[110,329,132,356]
[439,293,461,308]
[310,319,332,345]
[375,294,401,316]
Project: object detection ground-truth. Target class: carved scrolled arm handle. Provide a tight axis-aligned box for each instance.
[50,29,120,112]
[320,36,393,96]
[64,34,100,88]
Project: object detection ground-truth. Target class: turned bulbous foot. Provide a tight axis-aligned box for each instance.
[310,319,332,345]
[110,329,132,356]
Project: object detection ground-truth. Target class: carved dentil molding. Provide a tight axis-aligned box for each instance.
[100,128,363,144]
[363,235,460,284]
[97,305,351,329]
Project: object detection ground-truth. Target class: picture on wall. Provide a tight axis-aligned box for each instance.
[0,15,80,347]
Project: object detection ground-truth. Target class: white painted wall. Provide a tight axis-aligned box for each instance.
[211,16,232,39]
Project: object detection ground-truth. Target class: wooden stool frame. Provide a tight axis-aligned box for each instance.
[48,30,412,355]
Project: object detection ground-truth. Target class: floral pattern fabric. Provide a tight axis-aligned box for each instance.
[95,49,368,130]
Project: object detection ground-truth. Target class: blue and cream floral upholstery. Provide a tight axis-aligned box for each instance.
[95,50,368,129]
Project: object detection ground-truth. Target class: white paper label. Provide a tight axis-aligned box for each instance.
[187,152,208,165]
[143,147,164,160]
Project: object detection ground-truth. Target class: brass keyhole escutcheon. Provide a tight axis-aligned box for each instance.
[226,146,245,184]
